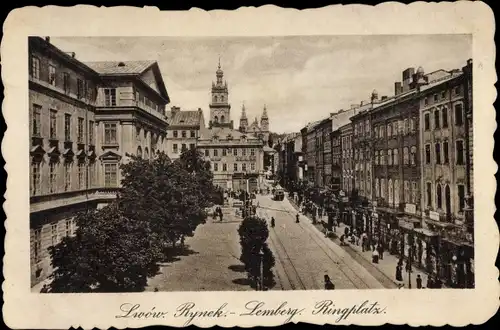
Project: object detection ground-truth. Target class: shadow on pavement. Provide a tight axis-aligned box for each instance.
[157,245,199,264]
[232,278,252,286]
[228,264,246,273]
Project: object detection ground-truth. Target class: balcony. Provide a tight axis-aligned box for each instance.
[30,187,119,213]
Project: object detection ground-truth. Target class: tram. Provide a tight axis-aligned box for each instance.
[273,187,285,201]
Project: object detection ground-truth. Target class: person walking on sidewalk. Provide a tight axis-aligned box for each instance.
[395,264,404,288]
[372,248,379,264]
[296,213,300,223]
[416,274,423,289]
[377,242,384,260]
[361,232,368,252]
[324,274,335,290]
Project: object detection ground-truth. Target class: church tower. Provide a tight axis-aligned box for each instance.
[209,58,232,129]
[260,104,269,141]
[239,103,248,132]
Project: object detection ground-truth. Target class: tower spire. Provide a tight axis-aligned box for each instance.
[218,56,221,70]
[241,102,247,119]
[262,104,268,119]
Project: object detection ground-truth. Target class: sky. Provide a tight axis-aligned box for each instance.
[51,35,471,133]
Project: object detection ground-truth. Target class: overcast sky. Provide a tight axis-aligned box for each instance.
[51,35,471,133]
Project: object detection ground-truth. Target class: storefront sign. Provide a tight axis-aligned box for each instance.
[342,197,349,203]
[405,203,417,215]
[429,211,440,221]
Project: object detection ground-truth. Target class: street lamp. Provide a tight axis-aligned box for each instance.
[257,248,265,291]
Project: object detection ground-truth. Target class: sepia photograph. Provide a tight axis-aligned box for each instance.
[28,34,474,293]
[2,3,497,328]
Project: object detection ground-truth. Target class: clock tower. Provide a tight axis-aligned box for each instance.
[209,59,232,129]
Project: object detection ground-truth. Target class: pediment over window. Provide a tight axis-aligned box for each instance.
[61,148,74,158]
[227,134,233,140]
[75,149,86,160]
[30,145,45,156]
[48,146,62,158]
[99,149,122,161]
[87,149,97,159]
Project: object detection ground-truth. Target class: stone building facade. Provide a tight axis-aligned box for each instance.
[29,36,170,288]
[340,122,354,194]
[165,106,205,159]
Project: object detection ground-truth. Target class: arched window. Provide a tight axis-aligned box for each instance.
[375,151,379,165]
[144,147,149,160]
[387,123,392,137]
[403,147,409,165]
[375,178,380,198]
[380,125,385,138]
[214,116,218,123]
[404,119,409,134]
[436,184,442,209]
[410,146,417,165]
[388,149,393,165]
[137,146,143,158]
[394,179,400,205]
[221,95,224,102]
[393,148,399,165]
[221,115,225,123]
[445,185,451,216]
[381,178,386,199]
[214,95,218,102]
[388,179,393,204]
[404,180,410,203]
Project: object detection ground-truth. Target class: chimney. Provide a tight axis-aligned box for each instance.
[45,36,50,43]
[402,68,415,92]
[394,82,402,96]
[381,96,388,101]
[72,52,76,58]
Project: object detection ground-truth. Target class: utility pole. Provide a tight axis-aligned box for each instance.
[408,232,413,289]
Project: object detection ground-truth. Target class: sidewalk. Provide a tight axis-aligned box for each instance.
[287,197,434,289]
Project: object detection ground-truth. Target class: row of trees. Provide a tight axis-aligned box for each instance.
[238,216,275,290]
[44,149,218,293]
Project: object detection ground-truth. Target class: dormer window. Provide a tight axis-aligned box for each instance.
[118,62,126,67]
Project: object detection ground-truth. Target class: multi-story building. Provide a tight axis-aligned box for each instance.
[340,122,354,194]
[198,62,265,191]
[165,106,205,159]
[239,103,270,143]
[29,37,171,288]
[316,117,332,188]
[300,120,321,184]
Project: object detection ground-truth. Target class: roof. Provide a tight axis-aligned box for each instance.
[84,60,156,75]
[166,110,202,127]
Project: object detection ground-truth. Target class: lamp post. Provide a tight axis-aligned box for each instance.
[408,231,414,289]
[258,248,265,291]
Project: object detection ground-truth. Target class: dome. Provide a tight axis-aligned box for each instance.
[372,89,378,96]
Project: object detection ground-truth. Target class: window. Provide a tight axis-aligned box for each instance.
[455,104,464,125]
[104,163,118,187]
[33,229,42,263]
[31,161,41,196]
[190,130,196,138]
[104,88,117,106]
[454,85,461,95]
[173,130,178,138]
[380,178,386,199]
[234,148,238,156]
[51,223,59,246]
[77,117,84,143]
[222,163,227,172]
[458,184,465,212]
[441,91,446,99]
[48,109,57,139]
[434,109,440,129]
[63,72,70,93]
[64,162,71,191]
[234,163,238,172]
[456,140,464,165]
[104,123,117,144]
[380,150,385,165]
[425,144,431,164]
[242,148,247,156]
[89,161,96,187]
[182,131,187,138]
[393,121,398,136]
[181,144,187,152]
[412,181,418,204]
[393,148,399,165]
[424,97,428,106]
[173,144,178,154]
[404,119,409,135]
[404,180,410,203]
[251,163,256,171]
[442,107,449,128]
[410,118,416,132]
[388,179,393,205]
[411,146,417,165]
[380,125,385,138]
[214,163,219,172]
[65,219,75,237]
[31,56,40,79]
[375,178,380,198]
[436,184,442,209]
[77,79,84,99]
[435,143,441,164]
[250,148,255,156]
[214,149,218,157]
[388,149,393,165]
[64,114,71,141]
[365,120,370,135]
[189,143,195,150]
[49,162,57,194]
[222,148,227,156]
[89,120,94,145]
[32,104,41,137]
[443,141,449,164]
[424,113,430,131]
[375,151,379,165]
[426,182,432,207]
[433,94,438,102]
[242,163,247,172]
[387,123,392,137]
[403,147,409,165]
[77,162,85,189]
[49,65,56,85]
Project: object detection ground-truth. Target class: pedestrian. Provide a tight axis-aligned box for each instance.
[427,275,434,289]
[296,213,300,223]
[361,232,367,252]
[324,274,335,290]
[405,259,412,273]
[395,264,404,288]
[372,248,379,264]
[340,234,346,246]
[377,243,384,260]
[416,274,422,289]
[344,226,350,237]
[271,217,275,228]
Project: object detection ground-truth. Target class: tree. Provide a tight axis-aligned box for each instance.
[238,215,276,289]
[45,203,161,292]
